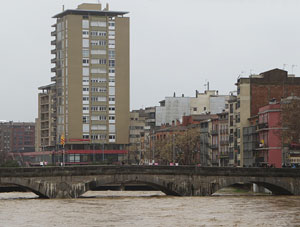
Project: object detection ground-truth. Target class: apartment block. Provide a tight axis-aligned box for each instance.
[156,89,228,127]
[38,3,130,163]
[129,110,146,163]
[0,121,35,162]
[236,68,300,167]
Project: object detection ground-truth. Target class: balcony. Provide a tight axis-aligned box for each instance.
[51,58,56,64]
[51,30,57,36]
[211,130,218,135]
[51,76,56,82]
[51,67,56,73]
[51,40,56,45]
[51,49,57,55]
[220,141,229,145]
[219,152,229,158]
[221,129,228,134]
[210,144,218,149]
[258,122,268,130]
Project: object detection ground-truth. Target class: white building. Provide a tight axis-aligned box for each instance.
[155,90,228,126]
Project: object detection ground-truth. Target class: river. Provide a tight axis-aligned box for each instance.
[0,191,300,226]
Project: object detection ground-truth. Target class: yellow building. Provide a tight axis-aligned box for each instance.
[38,3,130,163]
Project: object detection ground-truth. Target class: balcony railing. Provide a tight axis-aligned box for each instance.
[51,67,56,73]
[220,141,229,145]
[51,49,57,55]
[51,58,56,64]
[210,144,218,149]
[51,40,56,45]
[258,122,268,130]
[211,130,218,135]
[51,30,57,36]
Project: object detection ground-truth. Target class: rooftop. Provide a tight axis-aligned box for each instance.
[53,9,129,18]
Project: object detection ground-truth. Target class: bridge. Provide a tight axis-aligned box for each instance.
[0,166,300,199]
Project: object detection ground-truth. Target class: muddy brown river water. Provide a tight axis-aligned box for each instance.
[0,191,300,226]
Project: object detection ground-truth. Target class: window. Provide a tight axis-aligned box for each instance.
[109,68,115,74]
[91,134,106,140]
[83,96,89,101]
[82,30,89,38]
[82,77,89,83]
[109,116,115,120]
[90,31,106,36]
[91,125,107,130]
[91,115,106,121]
[83,124,89,132]
[109,60,115,67]
[83,87,89,92]
[91,40,106,46]
[82,106,89,111]
[108,50,115,59]
[109,87,115,95]
[109,125,115,133]
[82,58,89,66]
[91,78,106,83]
[82,39,89,48]
[91,68,106,74]
[91,21,106,27]
[82,49,89,57]
[91,106,107,111]
[109,97,115,101]
[91,96,106,102]
[109,135,116,140]
[83,67,89,76]
[82,116,89,123]
[83,134,90,139]
[91,49,106,55]
[91,59,106,65]
[109,107,115,111]
[109,31,115,35]
[108,22,115,27]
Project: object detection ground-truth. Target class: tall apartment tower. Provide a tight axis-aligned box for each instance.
[38,3,130,162]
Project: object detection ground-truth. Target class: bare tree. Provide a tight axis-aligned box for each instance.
[281,97,300,144]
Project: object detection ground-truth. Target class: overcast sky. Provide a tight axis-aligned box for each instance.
[1,0,300,122]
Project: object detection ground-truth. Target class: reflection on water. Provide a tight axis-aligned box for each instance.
[1,191,300,227]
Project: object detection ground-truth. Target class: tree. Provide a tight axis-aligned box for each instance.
[154,126,202,165]
[281,97,300,144]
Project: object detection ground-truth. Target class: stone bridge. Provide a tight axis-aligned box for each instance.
[0,166,300,199]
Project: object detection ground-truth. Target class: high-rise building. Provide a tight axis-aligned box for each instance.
[38,3,130,163]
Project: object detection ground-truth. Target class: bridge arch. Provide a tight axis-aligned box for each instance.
[82,174,183,197]
[210,177,294,195]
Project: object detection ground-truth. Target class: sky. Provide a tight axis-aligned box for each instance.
[1,0,300,122]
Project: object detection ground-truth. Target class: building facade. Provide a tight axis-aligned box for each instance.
[156,90,228,127]
[38,3,130,164]
[236,69,300,166]
[0,121,35,163]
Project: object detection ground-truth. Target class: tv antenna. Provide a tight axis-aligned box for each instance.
[283,64,288,70]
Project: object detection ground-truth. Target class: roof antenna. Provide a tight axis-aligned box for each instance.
[283,64,288,70]
[292,64,297,74]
